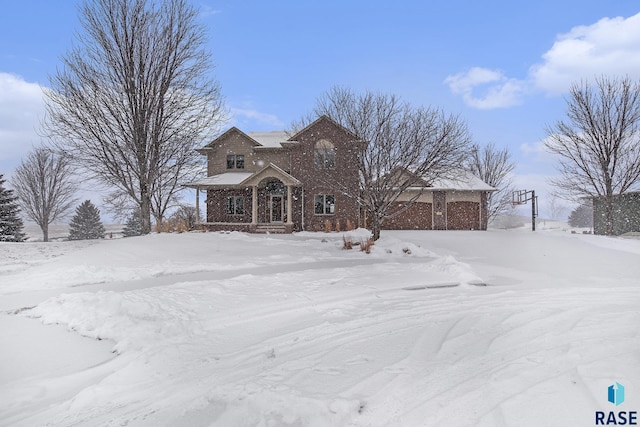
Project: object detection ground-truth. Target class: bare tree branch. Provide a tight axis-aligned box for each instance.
[11,148,78,242]
[466,142,515,226]
[296,86,472,240]
[545,76,640,235]
[42,0,225,234]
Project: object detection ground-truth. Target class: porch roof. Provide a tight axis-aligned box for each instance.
[184,164,302,189]
[185,172,254,188]
[240,163,302,187]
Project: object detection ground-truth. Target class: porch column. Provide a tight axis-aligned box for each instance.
[286,185,293,225]
[252,185,258,225]
[195,187,200,225]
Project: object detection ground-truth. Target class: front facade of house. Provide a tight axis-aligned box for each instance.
[187,116,494,233]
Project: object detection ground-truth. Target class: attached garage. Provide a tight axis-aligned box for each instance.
[380,170,495,231]
[383,202,433,230]
[447,201,480,230]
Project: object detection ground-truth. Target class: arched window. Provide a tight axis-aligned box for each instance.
[314,140,335,169]
[263,178,285,195]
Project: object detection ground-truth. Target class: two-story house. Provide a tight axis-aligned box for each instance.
[187,116,361,233]
[187,115,495,233]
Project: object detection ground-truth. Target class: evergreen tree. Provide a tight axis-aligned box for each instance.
[68,200,105,240]
[0,174,26,242]
[122,208,142,237]
[568,202,594,228]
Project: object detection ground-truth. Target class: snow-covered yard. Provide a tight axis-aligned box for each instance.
[0,227,639,426]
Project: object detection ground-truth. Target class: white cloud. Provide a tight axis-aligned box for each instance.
[199,5,221,18]
[531,13,640,95]
[444,67,527,109]
[446,12,640,108]
[0,72,45,172]
[519,136,560,165]
[229,107,284,129]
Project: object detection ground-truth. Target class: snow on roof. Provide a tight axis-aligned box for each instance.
[404,169,496,191]
[428,170,496,191]
[186,172,254,187]
[247,131,289,148]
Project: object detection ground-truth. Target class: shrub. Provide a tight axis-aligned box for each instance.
[345,219,355,231]
[170,204,200,231]
[343,235,353,250]
[360,237,374,254]
[324,219,332,233]
[155,220,173,233]
[568,203,593,228]
[174,219,189,233]
[122,208,142,237]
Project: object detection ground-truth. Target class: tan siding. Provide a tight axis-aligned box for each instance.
[396,191,434,203]
[207,132,291,176]
[446,191,481,203]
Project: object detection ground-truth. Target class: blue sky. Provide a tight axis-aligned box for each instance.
[2,0,640,218]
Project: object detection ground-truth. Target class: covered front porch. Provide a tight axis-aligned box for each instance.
[186,164,303,233]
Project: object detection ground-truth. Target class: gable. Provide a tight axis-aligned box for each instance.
[386,167,431,188]
[288,115,359,144]
[205,127,261,149]
[240,163,302,187]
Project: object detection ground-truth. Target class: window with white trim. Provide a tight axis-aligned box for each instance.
[226,196,244,215]
[314,194,335,215]
[227,154,244,169]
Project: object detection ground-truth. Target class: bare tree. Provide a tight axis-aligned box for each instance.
[547,194,568,220]
[545,76,640,235]
[105,160,200,224]
[11,148,77,242]
[466,142,515,227]
[170,203,200,230]
[43,0,225,234]
[296,87,471,240]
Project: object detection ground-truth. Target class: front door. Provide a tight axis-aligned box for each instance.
[270,195,283,222]
[433,191,447,230]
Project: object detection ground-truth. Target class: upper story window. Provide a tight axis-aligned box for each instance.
[227,154,244,169]
[314,140,335,170]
